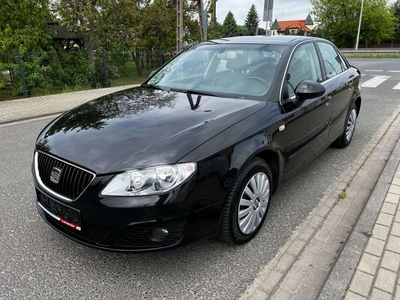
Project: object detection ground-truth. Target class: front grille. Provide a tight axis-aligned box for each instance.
[36,152,95,200]
[114,219,186,249]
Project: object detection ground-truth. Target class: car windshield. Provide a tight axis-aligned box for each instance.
[147,43,285,99]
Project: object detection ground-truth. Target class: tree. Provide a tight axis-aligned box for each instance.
[283,27,290,35]
[297,28,306,36]
[244,4,260,35]
[222,11,238,37]
[361,0,395,47]
[258,28,266,35]
[0,0,53,52]
[311,0,394,48]
[208,22,224,40]
[96,0,146,75]
[391,0,400,42]
[52,0,108,68]
[236,25,247,36]
[141,0,177,50]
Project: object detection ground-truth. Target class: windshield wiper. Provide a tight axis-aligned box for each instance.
[169,88,217,97]
[142,83,164,91]
[169,88,219,110]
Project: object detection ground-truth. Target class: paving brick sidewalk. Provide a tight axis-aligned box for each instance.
[0,84,137,124]
[344,166,400,299]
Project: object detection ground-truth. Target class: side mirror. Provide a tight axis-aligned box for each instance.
[148,70,158,78]
[295,80,326,102]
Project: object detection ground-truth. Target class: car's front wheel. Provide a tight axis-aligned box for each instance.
[333,103,358,148]
[219,158,272,245]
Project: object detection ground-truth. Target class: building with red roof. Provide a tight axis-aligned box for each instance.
[270,14,314,35]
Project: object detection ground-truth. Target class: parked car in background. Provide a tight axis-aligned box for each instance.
[32,36,361,251]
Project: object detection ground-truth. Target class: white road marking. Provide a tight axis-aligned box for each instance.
[362,75,391,88]
[389,70,400,73]
[394,83,400,90]
[365,70,383,72]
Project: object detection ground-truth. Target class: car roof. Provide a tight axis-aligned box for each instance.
[209,35,325,46]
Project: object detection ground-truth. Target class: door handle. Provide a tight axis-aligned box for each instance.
[325,96,332,106]
[348,83,353,90]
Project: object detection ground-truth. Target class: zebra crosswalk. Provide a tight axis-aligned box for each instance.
[362,75,391,88]
[361,75,400,90]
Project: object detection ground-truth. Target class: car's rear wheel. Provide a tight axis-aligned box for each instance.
[219,158,272,245]
[333,104,358,148]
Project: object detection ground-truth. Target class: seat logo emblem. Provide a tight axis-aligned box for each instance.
[50,167,62,184]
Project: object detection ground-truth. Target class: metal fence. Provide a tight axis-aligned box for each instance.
[0,50,176,100]
[340,48,400,55]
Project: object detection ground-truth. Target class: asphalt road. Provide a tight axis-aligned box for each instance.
[1,58,399,300]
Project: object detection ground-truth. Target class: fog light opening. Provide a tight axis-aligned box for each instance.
[149,228,170,242]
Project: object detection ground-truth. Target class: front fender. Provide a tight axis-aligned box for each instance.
[179,103,287,204]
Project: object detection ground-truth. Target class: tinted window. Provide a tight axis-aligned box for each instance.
[287,43,323,97]
[317,42,347,79]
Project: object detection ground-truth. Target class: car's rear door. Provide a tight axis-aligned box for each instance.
[316,42,356,144]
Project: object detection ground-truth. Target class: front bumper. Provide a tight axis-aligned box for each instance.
[34,172,196,251]
[32,150,228,251]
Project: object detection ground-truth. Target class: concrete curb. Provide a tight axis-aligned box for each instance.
[241,106,400,300]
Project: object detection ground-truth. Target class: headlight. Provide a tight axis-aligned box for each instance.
[101,163,196,196]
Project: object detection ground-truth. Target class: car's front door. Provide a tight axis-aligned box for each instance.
[281,42,332,179]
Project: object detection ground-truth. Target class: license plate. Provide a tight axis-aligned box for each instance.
[37,191,82,231]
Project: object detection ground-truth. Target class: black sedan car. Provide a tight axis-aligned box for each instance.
[33,36,361,251]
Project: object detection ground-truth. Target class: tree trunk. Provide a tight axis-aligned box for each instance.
[86,20,97,88]
[130,50,143,76]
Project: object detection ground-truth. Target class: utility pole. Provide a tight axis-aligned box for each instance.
[355,0,364,51]
[210,0,217,26]
[263,0,274,36]
[199,0,207,41]
[192,0,207,42]
[176,0,184,53]
[177,0,208,52]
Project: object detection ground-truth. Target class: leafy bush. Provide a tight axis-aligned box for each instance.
[56,50,92,87]
[0,66,11,89]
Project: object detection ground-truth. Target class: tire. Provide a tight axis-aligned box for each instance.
[332,104,357,148]
[218,157,273,245]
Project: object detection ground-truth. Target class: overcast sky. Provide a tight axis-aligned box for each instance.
[216,0,312,26]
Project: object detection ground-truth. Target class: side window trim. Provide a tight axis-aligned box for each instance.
[313,40,327,82]
[336,48,349,71]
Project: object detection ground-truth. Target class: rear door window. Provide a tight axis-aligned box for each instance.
[317,42,347,80]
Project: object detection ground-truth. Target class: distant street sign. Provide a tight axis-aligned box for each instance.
[265,0,274,9]
[269,20,273,27]
[263,0,274,21]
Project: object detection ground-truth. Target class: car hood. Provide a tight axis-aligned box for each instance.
[36,87,265,174]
